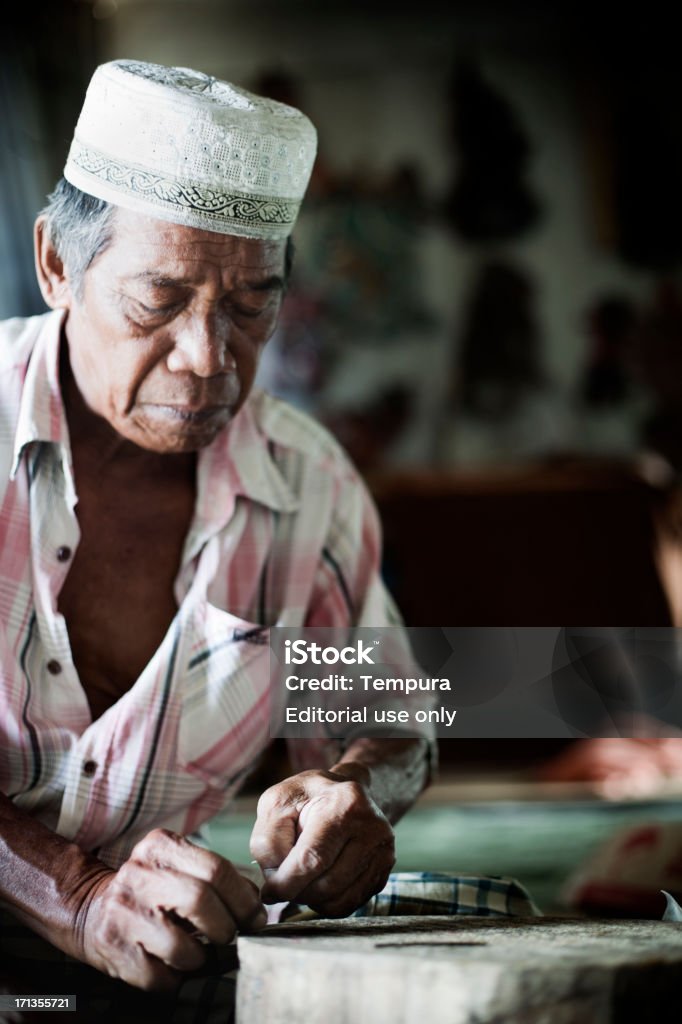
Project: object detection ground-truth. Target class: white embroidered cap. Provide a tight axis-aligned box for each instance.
[63,59,317,241]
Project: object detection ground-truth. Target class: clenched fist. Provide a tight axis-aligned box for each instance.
[250,768,395,917]
[75,828,267,990]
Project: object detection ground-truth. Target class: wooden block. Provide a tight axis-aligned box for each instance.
[237,915,682,1023]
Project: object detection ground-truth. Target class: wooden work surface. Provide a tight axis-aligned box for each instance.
[237,915,682,1023]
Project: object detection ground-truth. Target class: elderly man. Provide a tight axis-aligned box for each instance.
[0,60,431,998]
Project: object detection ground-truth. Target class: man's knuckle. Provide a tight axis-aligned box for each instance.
[115,861,135,884]
[379,831,396,854]
[256,785,281,813]
[107,877,136,910]
[130,836,151,860]
[117,888,137,911]
[190,884,218,924]
[100,917,126,950]
[300,846,326,875]
[249,832,267,860]
[154,827,175,841]
[343,779,365,802]
[132,828,172,859]
[202,852,226,887]
[181,875,206,911]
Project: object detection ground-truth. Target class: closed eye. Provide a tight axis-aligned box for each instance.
[137,300,183,315]
[123,298,187,326]
[232,304,267,319]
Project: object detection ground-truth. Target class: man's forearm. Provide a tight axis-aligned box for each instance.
[330,737,432,823]
[0,792,110,956]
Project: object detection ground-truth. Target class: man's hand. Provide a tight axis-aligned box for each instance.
[538,737,682,799]
[249,768,395,917]
[75,829,267,991]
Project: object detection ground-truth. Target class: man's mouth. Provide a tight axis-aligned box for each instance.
[142,403,233,425]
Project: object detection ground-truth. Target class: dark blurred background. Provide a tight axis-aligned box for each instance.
[3,0,682,630]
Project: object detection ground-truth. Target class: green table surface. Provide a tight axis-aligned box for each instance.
[206,783,682,912]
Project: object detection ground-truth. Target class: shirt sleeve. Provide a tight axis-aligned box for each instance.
[285,463,438,777]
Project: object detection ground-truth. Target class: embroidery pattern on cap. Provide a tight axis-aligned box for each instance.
[71,143,299,228]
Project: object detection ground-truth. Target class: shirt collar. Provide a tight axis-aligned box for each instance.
[10,309,72,480]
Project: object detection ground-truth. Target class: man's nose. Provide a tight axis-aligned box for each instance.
[166,311,235,377]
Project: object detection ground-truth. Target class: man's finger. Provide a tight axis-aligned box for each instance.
[123,905,209,973]
[88,892,203,989]
[132,829,267,931]
[259,803,349,902]
[115,940,184,993]
[295,837,394,908]
[249,797,299,873]
[304,857,394,918]
[134,865,240,945]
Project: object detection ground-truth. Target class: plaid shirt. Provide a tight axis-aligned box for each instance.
[0,311,432,868]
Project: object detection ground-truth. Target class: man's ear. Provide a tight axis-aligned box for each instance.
[34,215,73,310]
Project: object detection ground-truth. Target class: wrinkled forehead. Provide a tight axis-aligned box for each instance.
[100,205,288,282]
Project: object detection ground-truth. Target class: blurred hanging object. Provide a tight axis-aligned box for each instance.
[439,261,570,465]
[444,63,541,242]
[457,262,545,418]
[323,386,413,473]
[580,296,638,408]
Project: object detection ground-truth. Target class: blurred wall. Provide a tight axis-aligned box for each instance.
[0,3,101,317]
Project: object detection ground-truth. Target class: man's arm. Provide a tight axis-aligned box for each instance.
[0,791,111,950]
[0,792,266,990]
[250,445,435,915]
[330,736,432,822]
[250,737,430,916]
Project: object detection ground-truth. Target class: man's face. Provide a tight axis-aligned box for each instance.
[63,208,287,453]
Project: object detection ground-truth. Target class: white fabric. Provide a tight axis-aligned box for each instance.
[64,60,317,240]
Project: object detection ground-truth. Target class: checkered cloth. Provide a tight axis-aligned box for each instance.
[355,871,540,918]
[279,871,540,922]
[0,873,539,1023]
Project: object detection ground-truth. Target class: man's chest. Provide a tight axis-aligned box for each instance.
[57,470,196,722]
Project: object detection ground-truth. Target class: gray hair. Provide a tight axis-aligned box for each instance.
[40,178,115,298]
[41,177,294,298]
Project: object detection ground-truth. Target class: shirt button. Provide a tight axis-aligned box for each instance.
[56,546,72,562]
[82,760,97,777]
[46,659,62,675]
